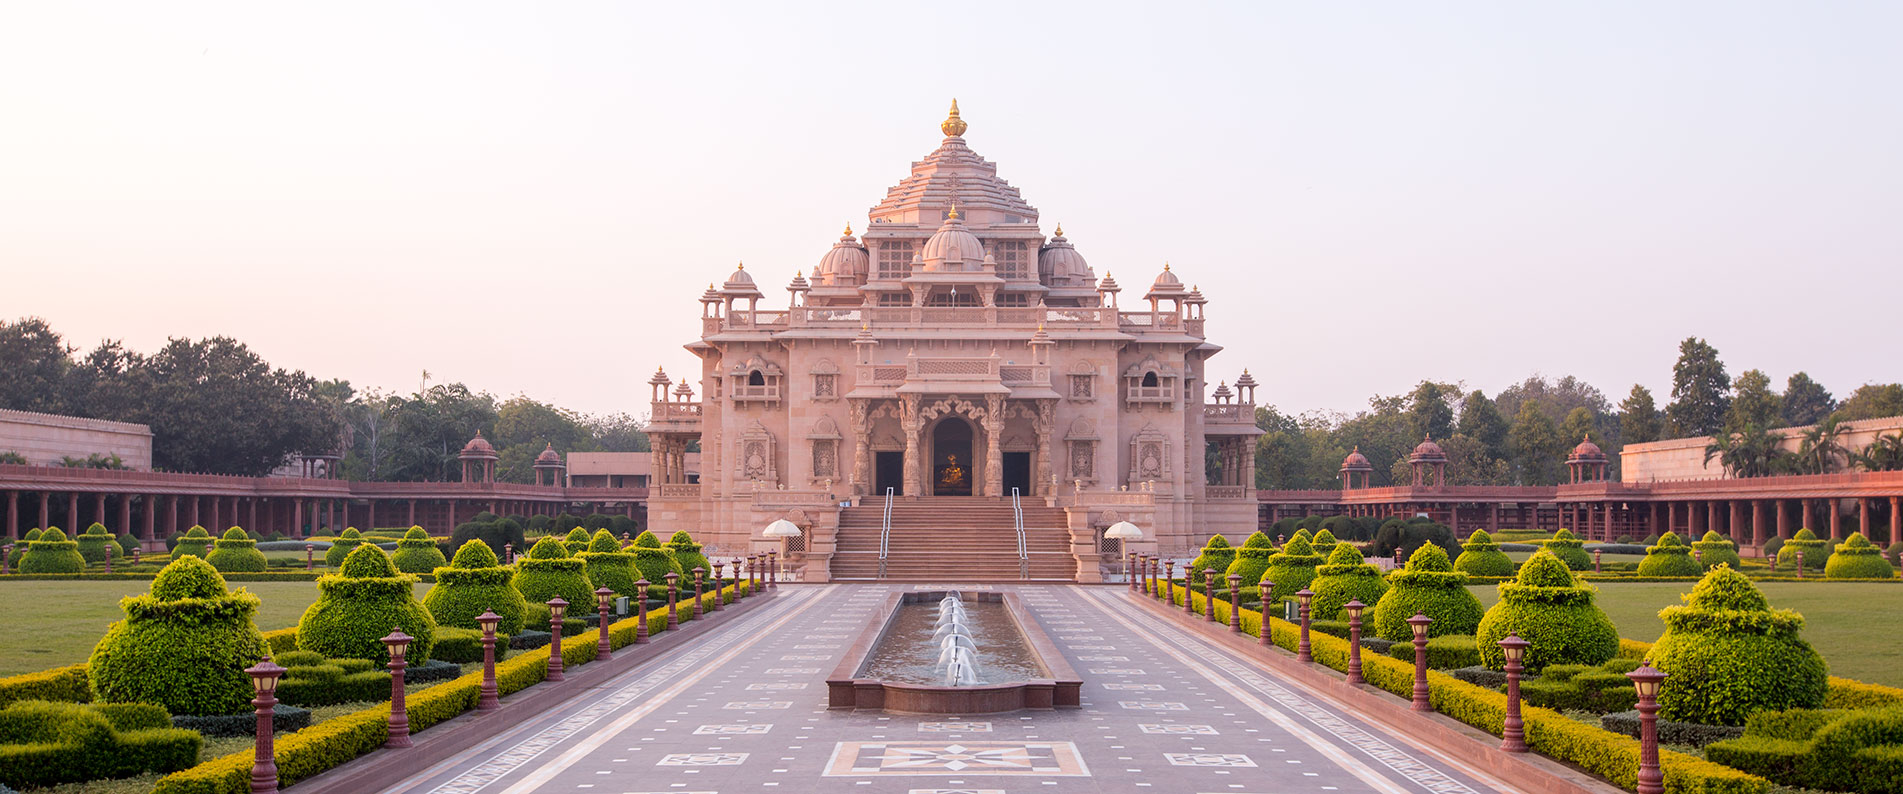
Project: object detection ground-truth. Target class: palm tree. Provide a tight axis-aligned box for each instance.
[1794,416,1851,475]
[1704,424,1789,478]
[1855,430,1903,472]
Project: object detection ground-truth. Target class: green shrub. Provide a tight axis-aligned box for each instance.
[562,527,590,554]
[1475,551,1618,673]
[1691,530,1742,571]
[449,517,526,562]
[1384,634,1482,669]
[21,528,42,543]
[1369,544,1483,641]
[297,544,436,665]
[87,556,269,716]
[169,526,212,560]
[1309,543,1388,621]
[580,529,640,598]
[392,525,448,574]
[1370,516,1460,561]
[1775,528,1828,572]
[1319,515,1359,542]
[205,526,268,573]
[632,544,683,586]
[424,539,527,636]
[1707,706,1903,794]
[1188,534,1236,579]
[114,532,139,558]
[633,529,662,548]
[428,626,509,664]
[664,530,713,576]
[0,665,90,709]
[1453,529,1515,577]
[1636,531,1702,577]
[1223,531,1275,588]
[1520,661,1640,713]
[276,657,390,708]
[76,522,113,563]
[1887,542,1903,567]
[512,536,595,609]
[1649,565,1827,726]
[1261,535,1324,604]
[19,528,84,574]
[1309,528,1339,558]
[323,527,365,568]
[1825,532,1897,580]
[1540,528,1591,570]
[0,700,202,789]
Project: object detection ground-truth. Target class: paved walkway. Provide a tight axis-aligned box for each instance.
[384,584,1511,794]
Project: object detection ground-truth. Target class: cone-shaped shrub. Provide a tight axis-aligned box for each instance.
[1649,565,1827,725]
[392,526,448,574]
[633,529,663,548]
[1825,532,1896,580]
[88,556,268,715]
[513,536,596,608]
[1637,531,1702,577]
[1288,528,1312,546]
[1475,551,1618,673]
[580,529,640,598]
[1223,532,1275,591]
[20,528,84,574]
[1692,530,1742,571]
[170,526,213,561]
[665,530,713,577]
[562,527,591,554]
[1262,535,1325,603]
[1540,528,1590,570]
[205,526,267,573]
[1310,543,1389,621]
[632,542,684,586]
[1453,529,1515,577]
[323,527,365,568]
[1188,534,1235,582]
[22,527,42,542]
[76,522,113,563]
[1776,528,1828,572]
[298,544,436,665]
[424,539,527,636]
[1309,529,1339,558]
[1370,544,1483,641]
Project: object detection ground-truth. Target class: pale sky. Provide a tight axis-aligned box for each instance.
[3,2,1899,420]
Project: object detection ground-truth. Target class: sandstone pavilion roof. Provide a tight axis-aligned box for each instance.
[866,99,1038,226]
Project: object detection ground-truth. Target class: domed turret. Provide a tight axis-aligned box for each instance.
[920,206,988,271]
[1409,435,1448,464]
[722,262,763,298]
[460,431,497,460]
[815,225,869,286]
[1568,435,1607,462]
[1038,223,1095,287]
[1144,263,1188,301]
[535,443,561,464]
[1340,446,1373,473]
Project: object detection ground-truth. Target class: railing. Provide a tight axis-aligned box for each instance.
[1012,487,1028,580]
[1206,485,1248,500]
[650,401,703,421]
[877,487,894,580]
[658,483,702,499]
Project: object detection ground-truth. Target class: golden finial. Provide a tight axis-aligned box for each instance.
[1164,262,1171,271]
[947,204,960,220]
[737,261,745,270]
[940,98,967,137]
[843,223,853,236]
[1054,222,1064,237]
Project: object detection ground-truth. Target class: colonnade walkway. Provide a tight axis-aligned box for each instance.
[361,584,1512,794]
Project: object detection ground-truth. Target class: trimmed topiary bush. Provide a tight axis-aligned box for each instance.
[632,529,663,548]
[1776,528,1828,572]
[205,527,268,573]
[1649,565,1827,726]
[632,542,683,586]
[1188,534,1236,582]
[579,529,639,598]
[449,516,526,562]
[1540,528,1591,570]
[1309,528,1339,558]
[1223,532,1275,591]
[562,527,591,554]
[1369,544,1483,642]
[1309,543,1388,621]
[1261,535,1324,604]
[512,536,596,609]
[424,539,527,637]
[1475,550,1618,673]
[1453,529,1514,577]
[1706,706,1903,794]
[664,530,713,577]
[76,522,113,563]
[1384,634,1482,669]
[19,528,84,574]
[1825,531,1896,579]
[21,527,43,543]
[323,527,365,568]
[1691,530,1742,571]
[297,544,436,666]
[427,626,510,664]
[87,556,269,716]
[1886,541,1903,567]
[391,526,448,574]
[169,526,212,561]
[0,700,202,790]
[1636,531,1702,577]
[114,532,139,559]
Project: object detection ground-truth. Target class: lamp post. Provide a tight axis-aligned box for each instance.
[1628,662,1668,794]
[1257,577,1274,647]
[504,542,513,565]
[1344,600,1365,684]
[723,560,736,602]
[476,610,501,711]
[1,544,10,575]
[546,597,568,682]
[1394,546,1404,568]
[1407,613,1434,711]
[1796,549,1805,578]
[595,586,614,661]
[769,549,780,588]
[245,656,286,793]
[1594,548,1602,573]
[1227,573,1242,632]
[1145,555,1156,595]
[633,579,650,644]
[205,540,214,557]
[664,572,680,630]
[104,543,112,574]
[1127,551,1138,591]
[1296,589,1314,663]
[1498,634,1529,752]
[1166,561,1178,606]
[1203,568,1218,621]
[305,543,314,572]
[381,629,413,749]
[692,567,706,620]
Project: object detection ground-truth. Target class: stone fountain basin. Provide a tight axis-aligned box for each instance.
[827,590,1081,714]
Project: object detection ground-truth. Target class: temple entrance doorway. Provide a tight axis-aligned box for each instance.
[1003,452,1031,497]
[875,452,904,496]
[930,419,974,496]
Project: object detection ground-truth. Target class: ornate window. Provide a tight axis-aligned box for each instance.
[988,240,1028,279]
[811,358,840,402]
[1123,357,1178,405]
[996,292,1030,307]
[1068,361,1096,402]
[736,420,778,485]
[728,355,783,404]
[1128,424,1170,483]
[877,241,914,279]
[807,415,842,484]
[1066,417,1098,485]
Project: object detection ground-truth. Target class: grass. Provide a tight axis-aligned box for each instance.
[1467,580,1903,687]
[0,580,430,676]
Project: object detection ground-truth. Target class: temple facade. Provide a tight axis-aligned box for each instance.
[643,101,1263,580]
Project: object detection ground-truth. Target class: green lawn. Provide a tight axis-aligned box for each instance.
[1468,581,1903,688]
[0,581,430,677]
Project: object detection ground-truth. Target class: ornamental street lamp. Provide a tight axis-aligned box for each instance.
[504,542,514,564]
[1166,561,1178,606]
[664,572,680,630]
[595,587,615,661]
[692,567,706,620]
[1344,600,1366,684]
[1594,548,1602,573]
[1203,569,1218,622]
[131,545,140,564]
[246,656,286,794]
[1407,613,1434,711]
[1498,633,1530,752]
[305,543,314,572]
[476,610,502,711]
[546,597,568,682]
[1257,577,1275,647]
[1226,573,1242,632]
[1296,589,1315,663]
[1127,551,1139,591]
[2,544,10,575]
[103,543,112,574]
[1796,549,1805,578]
[633,579,651,644]
[723,560,736,603]
[769,549,780,588]
[1628,662,1669,794]
[381,628,413,749]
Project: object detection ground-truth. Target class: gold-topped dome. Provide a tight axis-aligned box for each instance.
[940,99,967,137]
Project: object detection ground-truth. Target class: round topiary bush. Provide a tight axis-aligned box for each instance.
[1370,544,1484,641]
[114,532,139,559]
[1886,541,1903,568]
[20,528,85,574]
[632,529,663,549]
[1776,528,1828,573]
[1540,528,1591,571]
[1691,530,1742,572]
[1223,532,1275,593]
[1188,534,1236,583]
[1649,565,1827,725]
[664,530,713,577]
[323,527,365,568]
[1475,551,1618,673]
[631,544,682,588]
[1262,535,1325,604]
[76,522,113,563]
[1310,543,1389,621]
[1454,529,1515,577]
[424,539,527,636]
[1824,532,1896,580]
[170,526,213,561]
[391,526,447,574]
[580,529,640,598]
[22,527,43,543]
[1637,531,1702,577]
[205,526,268,573]
[562,527,591,555]
[87,555,269,715]
[512,536,596,609]
[1309,529,1339,559]
[298,544,436,665]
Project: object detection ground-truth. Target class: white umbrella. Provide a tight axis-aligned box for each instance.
[1104,521,1143,540]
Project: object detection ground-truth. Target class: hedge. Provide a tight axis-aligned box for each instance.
[1308,543,1388,622]
[323,528,365,568]
[76,523,113,564]
[513,537,596,608]
[1188,534,1236,579]
[0,700,202,789]
[1705,706,1903,793]
[1691,531,1742,572]
[1454,530,1515,577]
[206,527,268,573]
[664,531,713,576]
[1519,660,1642,714]
[1649,565,1827,726]
[1223,531,1275,589]
[1637,532,1702,577]
[1369,544,1483,641]
[20,528,84,574]
[1775,528,1827,572]
[0,665,90,709]
[1474,550,1618,673]
[169,527,213,561]
[424,539,528,637]
[1382,634,1481,669]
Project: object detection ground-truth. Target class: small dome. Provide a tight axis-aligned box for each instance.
[1340,446,1373,472]
[649,367,671,386]
[1234,370,1257,389]
[1144,263,1187,300]
[1569,435,1607,461]
[1184,285,1207,304]
[460,431,498,460]
[698,283,721,303]
[920,208,987,271]
[1038,224,1094,287]
[722,263,763,297]
[1408,435,1447,463]
[815,225,869,286]
[535,443,562,464]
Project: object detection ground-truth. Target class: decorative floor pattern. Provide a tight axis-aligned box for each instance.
[823,741,1090,776]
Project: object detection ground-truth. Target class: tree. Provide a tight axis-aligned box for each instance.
[1253,405,1317,489]
[1792,415,1850,475]
[1619,385,1661,445]
[1666,337,1731,438]
[1780,373,1835,427]
[0,317,75,414]
[1726,369,1781,433]
[133,337,340,475]
[1703,425,1788,478]
[1457,389,1509,458]
[1833,383,1903,422]
[1406,381,1455,443]
[1507,402,1564,485]
[1441,433,1511,486]
[1495,375,1610,428]
[588,413,651,452]
[1854,431,1903,472]
[1560,407,1597,448]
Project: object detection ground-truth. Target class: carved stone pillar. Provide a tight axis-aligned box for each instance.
[983,394,1005,498]
[1035,400,1055,497]
[849,400,871,495]
[901,395,922,497]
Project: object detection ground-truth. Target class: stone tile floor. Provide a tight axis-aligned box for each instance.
[385,584,1511,794]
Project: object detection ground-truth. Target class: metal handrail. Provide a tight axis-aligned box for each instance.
[878,487,894,579]
[1011,487,1028,579]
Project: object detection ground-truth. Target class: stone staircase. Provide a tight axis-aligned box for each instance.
[830,496,1078,581]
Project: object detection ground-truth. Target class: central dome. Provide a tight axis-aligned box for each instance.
[919,208,987,271]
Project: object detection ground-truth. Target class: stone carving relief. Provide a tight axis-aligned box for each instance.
[736,420,777,485]
[1128,423,1169,483]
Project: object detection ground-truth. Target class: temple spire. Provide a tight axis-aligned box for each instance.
[941,98,967,137]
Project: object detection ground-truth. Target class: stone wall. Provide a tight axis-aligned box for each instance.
[0,408,153,470]
[1620,415,1903,482]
